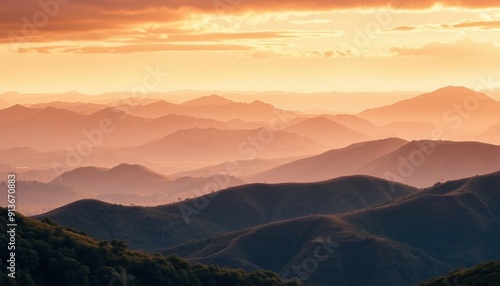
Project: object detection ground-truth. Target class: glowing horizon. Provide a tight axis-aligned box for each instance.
[1,0,500,93]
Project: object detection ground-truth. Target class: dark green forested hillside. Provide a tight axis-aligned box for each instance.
[0,208,302,286]
[419,260,500,286]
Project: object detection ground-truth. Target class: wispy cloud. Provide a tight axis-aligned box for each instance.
[390,38,500,57]
[389,20,500,32]
[3,0,500,47]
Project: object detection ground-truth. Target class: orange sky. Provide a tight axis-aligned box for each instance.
[1,0,500,93]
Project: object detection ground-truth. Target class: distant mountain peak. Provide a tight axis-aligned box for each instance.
[430,85,479,95]
[35,106,83,118]
[182,94,234,106]
[146,100,176,107]
[249,100,273,107]
[358,86,499,128]
[108,163,169,178]
[88,107,123,116]
[6,104,30,110]
[423,85,491,99]
[52,163,171,188]
[110,163,150,172]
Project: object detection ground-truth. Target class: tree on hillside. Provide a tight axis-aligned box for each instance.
[110,240,128,254]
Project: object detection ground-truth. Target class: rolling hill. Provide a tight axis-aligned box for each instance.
[51,163,246,205]
[172,157,304,178]
[0,104,41,126]
[0,168,58,183]
[0,106,148,150]
[35,175,417,250]
[357,140,500,187]
[0,208,298,286]
[284,117,371,148]
[181,94,234,106]
[249,139,500,187]
[123,99,298,122]
[377,121,436,140]
[320,114,380,135]
[246,138,409,183]
[285,115,436,141]
[163,171,500,286]
[140,113,229,138]
[164,214,447,286]
[0,180,85,215]
[51,163,171,193]
[419,260,500,286]
[122,127,325,164]
[480,122,500,145]
[0,98,7,108]
[0,105,233,150]
[28,101,107,114]
[34,199,225,250]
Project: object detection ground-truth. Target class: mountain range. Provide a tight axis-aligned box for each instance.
[2,85,500,285]
[0,208,298,286]
[121,127,325,164]
[248,139,500,187]
[51,163,245,206]
[35,171,500,285]
[35,175,416,250]
[119,97,297,123]
[359,86,500,135]
[164,171,500,286]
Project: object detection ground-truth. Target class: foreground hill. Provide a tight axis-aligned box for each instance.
[250,139,500,187]
[35,199,226,250]
[158,175,417,230]
[0,208,300,286]
[340,171,500,267]
[419,260,500,286]
[35,175,417,250]
[164,214,447,286]
[163,171,500,286]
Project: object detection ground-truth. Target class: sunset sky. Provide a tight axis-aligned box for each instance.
[1,0,500,93]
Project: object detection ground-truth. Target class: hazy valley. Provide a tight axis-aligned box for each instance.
[1,86,500,286]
